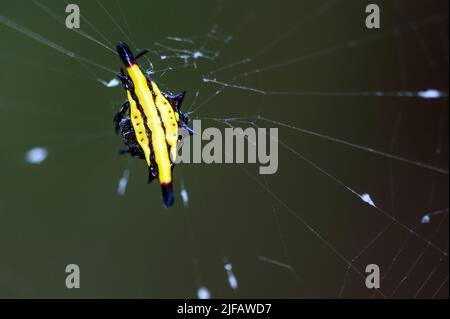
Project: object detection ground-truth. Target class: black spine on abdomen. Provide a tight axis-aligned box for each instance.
[117,41,136,67]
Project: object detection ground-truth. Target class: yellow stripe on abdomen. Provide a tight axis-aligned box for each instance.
[126,64,172,185]
[150,82,179,162]
[127,90,151,166]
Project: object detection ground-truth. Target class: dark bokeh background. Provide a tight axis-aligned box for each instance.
[0,0,448,298]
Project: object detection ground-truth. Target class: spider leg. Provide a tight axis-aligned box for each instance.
[164,91,186,112]
[178,112,194,136]
[181,124,195,136]
[118,146,146,159]
[117,147,132,155]
[179,111,190,125]
[135,49,149,60]
[118,68,127,83]
[118,68,134,91]
[113,101,130,134]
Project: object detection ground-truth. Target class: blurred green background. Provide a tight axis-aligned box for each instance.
[0,0,448,298]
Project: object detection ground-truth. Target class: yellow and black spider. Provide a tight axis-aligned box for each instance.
[114,42,193,208]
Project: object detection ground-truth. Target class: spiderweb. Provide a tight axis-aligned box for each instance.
[0,0,448,298]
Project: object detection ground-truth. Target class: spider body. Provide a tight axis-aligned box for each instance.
[114,42,192,208]
[118,114,146,159]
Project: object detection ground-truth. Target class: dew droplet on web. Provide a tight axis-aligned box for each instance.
[192,51,203,59]
[421,214,431,224]
[417,89,445,99]
[224,262,238,291]
[98,78,120,88]
[117,168,130,196]
[360,193,376,208]
[197,286,211,299]
[180,188,189,207]
[25,147,48,165]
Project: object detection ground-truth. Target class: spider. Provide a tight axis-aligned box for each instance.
[114,42,193,208]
